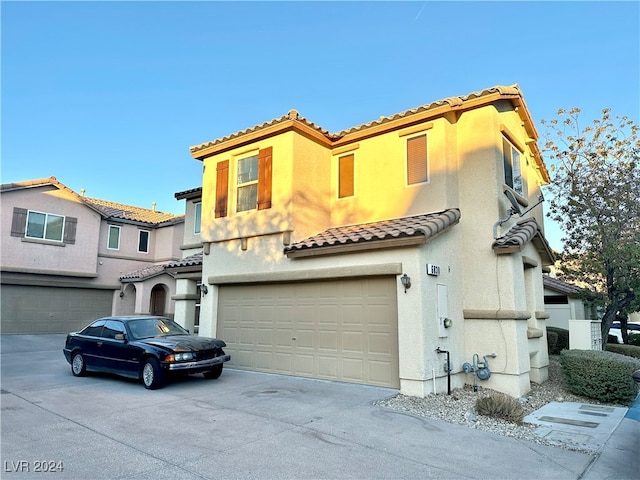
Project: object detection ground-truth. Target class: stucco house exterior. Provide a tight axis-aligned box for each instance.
[543,275,600,330]
[170,85,556,398]
[1,177,184,334]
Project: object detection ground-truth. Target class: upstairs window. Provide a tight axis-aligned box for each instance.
[503,137,525,195]
[108,225,120,250]
[138,230,150,253]
[26,211,64,242]
[338,154,355,198]
[194,202,201,235]
[406,134,428,185]
[236,154,259,212]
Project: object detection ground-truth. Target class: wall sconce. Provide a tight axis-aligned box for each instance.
[119,291,124,298]
[400,273,411,293]
[200,284,208,296]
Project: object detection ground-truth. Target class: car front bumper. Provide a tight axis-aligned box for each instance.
[165,354,231,373]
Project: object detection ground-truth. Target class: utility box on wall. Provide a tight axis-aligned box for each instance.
[437,284,449,338]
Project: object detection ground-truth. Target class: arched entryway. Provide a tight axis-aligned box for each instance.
[150,284,167,316]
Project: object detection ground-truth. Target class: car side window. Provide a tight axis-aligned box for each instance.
[81,320,106,337]
[102,320,126,339]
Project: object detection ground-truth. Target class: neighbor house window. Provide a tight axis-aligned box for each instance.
[406,134,428,185]
[107,225,120,250]
[503,137,525,195]
[25,210,65,242]
[194,202,201,235]
[236,154,259,212]
[338,154,355,198]
[138,230,150,253]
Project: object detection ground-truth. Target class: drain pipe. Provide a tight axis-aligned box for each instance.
[436,347,451,395]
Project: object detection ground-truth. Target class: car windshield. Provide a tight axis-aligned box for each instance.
[128,318,189,340]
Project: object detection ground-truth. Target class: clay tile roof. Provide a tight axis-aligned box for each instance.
[164,252,203,270]
[82,197,183,225]
[284,209,460,257]
[174,187,202,200]
[120,264,170,281]
[492,217,556,264]
[543,275,582,295]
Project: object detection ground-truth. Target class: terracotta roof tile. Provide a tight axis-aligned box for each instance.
[82,197,183,225]
[164,253,203,269]
[120,264,170,281]
[543,275,582,295]
[284,209,460,256]
[492,217,556,264]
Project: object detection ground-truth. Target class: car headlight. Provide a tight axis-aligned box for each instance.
[166,352,195,362]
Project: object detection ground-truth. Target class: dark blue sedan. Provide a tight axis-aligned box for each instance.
[63,316,230,389]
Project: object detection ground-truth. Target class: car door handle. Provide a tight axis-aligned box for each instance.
[97,341,103,347]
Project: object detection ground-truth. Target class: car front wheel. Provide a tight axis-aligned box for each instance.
[203,364,223,379]
[141,358,164,390]
[71,352,87,377]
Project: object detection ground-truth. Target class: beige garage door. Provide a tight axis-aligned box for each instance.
[218,276,399,387]
[1,285,113,334]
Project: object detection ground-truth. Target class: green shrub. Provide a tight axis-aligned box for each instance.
[606,343,640,360]
[547,327,569,354]
[629,333,640,347]
[560,349,640,404]
[547,331,558,354]
[475,393,524,424]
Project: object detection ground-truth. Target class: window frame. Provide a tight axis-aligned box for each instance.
[138,229,150,254]
[25,210,65,242]
[107,225,121,250]
[502,136,526,196]
[193,202,201,235]
[236,153,259,213]
[405,133,429,186]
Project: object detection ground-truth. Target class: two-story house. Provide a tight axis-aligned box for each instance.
[1,177,184,334]
[171,85,555,398]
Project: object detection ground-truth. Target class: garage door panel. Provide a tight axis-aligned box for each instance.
[218,277,399,388]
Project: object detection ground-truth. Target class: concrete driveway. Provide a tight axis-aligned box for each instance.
[1,334,594,480]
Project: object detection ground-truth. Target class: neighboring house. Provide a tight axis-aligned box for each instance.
[172,85,556,398]
[1,177,184,334]
[543,275,600,330]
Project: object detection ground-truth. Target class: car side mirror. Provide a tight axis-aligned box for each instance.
[115,333,126,342]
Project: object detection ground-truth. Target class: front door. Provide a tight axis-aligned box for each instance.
[150,285,166,316]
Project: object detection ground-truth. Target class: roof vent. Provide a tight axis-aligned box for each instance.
[80,188,86,196]
[151,202,156,212]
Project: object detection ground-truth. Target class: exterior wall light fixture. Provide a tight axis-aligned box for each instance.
[200,284,208,296]
[400,273,411,293]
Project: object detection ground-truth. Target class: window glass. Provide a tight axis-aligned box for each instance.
[108,225,120,250]
[194,202,201,235]
[138,230,150,253]
[407,135,428,185]
[503,137,525,195]
[26,211,64,241]
[237,155,259,212]
[102,320,126,339]
[81,320,106,337]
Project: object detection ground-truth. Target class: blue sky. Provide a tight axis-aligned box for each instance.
[2,1,639,251]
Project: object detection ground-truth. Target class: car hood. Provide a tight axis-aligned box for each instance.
[140,336,226,352]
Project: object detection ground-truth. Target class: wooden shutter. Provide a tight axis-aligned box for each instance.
[338,154,354,198]
[215,160,229,218]
[407,135,428,185]
[257,147,272,210]
[63,217,77,244]
[11,208,27,237]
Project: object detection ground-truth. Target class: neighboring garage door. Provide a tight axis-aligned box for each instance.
[1,285,113,334]
[218,276,399,388]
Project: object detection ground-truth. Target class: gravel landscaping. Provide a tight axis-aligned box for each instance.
[375,356,626,455]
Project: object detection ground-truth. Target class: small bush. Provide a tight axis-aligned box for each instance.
[547,327,569,354]
[475,393,524,424]
[629,333,640,347]
[606,343,640,360]
[560,349,640,404]
[607,334,619,344]
[547,331,558,354]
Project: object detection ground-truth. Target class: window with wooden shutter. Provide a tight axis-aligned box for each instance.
[338,154,354,198]
[215,160,229,218]
[406,134,428,185]
[257,147,272,210]
[63,217,77,244]
[11,207,28,237]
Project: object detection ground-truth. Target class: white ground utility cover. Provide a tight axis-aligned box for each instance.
[524,401,628,452]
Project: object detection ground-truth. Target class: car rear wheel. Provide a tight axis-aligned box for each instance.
[203,364,223,379]
[141,358,164,389]
[71,352,87,377]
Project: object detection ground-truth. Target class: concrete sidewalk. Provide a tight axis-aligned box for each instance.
[0,334,635,479]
